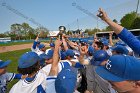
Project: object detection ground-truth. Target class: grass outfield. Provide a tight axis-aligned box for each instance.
[0,48,31,92]
[0,40,49,46]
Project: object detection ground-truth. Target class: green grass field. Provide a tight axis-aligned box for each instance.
[0,40,49,46]
[0,48,30,92]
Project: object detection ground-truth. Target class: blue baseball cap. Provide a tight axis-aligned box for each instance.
[65,49,75,58]
[55,67,77,93]
[72,40,76,42]
[96,55,140,82]
[38,44,45,49]
[91,50,109,66]
[111,45,129,55]
[136,36,140,41]
[18,52,40,68]
[41,50,54,60]
[100,37,108,42]
[60,51,67,60]
[37,41,40,44]
[88,42,93,46]
[50,43,55,47]
[88,46,94,56]
[39,55,45,67]
[79,38,83,43]
[0,60,11,68]
[115,41,126,46]
[82,39,88,44]
[102,41,109,46]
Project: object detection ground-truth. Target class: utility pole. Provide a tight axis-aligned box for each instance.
[136,0,140,15]
[67,24,70,31]
[97,17,99,33]
[77,19,79,30]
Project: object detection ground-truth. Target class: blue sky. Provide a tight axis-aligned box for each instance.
[0,0,139,33]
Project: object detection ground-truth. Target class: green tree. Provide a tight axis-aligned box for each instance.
[21,23,37,40]
[10,23,35,40]
[0,34,7,38]
[8,33,16,40]
[131,17,140,29]
[104,19,118,31]
[9,23,49,40]
[35,27,49,38]
[120,12,137,29]
[84,28,101,36]
[10,23,22,40]
[28,30,36,39]
[22,23,31,38]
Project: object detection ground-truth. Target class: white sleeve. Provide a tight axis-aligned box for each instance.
[106,49,112,56]
[40,64,52,76]
[41,63,64,76]
[46,76,57,93]
[45,49,51,54]
[58,61,72,72]
[5,73,15,82]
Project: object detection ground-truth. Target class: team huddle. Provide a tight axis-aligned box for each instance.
[1,8,140,93]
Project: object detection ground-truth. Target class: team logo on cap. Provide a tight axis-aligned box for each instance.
[106,60,112,70]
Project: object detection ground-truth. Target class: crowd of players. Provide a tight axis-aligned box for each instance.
[1,8,140,93]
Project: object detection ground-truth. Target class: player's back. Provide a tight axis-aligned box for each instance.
[9,71,47,93]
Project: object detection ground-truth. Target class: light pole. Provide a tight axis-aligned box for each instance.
[77,19,79,30]
[136,0,140,15]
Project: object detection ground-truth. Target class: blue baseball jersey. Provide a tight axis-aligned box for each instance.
[31,41,44,55]
[45,76,57,93]
[118,28,140,55]
[0,73,15,93]
[41,60,72,76]
[9,71,47,93]
[44,61,73,93]
[31,47,44,56]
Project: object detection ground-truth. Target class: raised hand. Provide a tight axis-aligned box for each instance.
[97,8,109,21]
[80,46,88,55]
[55,39,62,47]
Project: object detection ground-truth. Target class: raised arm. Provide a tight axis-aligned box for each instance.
[49,39,62,76]
[62,35,68,51]
[67,40,79,50]
[97,8,123,35]
[109,32,114,46]
[78,46,89,65]
[32,33,40,49]
[97,8,140,54]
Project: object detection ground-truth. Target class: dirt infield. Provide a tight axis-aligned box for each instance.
[0,43,49,53]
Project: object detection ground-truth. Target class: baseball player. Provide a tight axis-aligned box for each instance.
[31,33,46,55]
[97,8,140,55]
[9,51,47,93]
[0,60,26,93]
[9,39,64,93]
